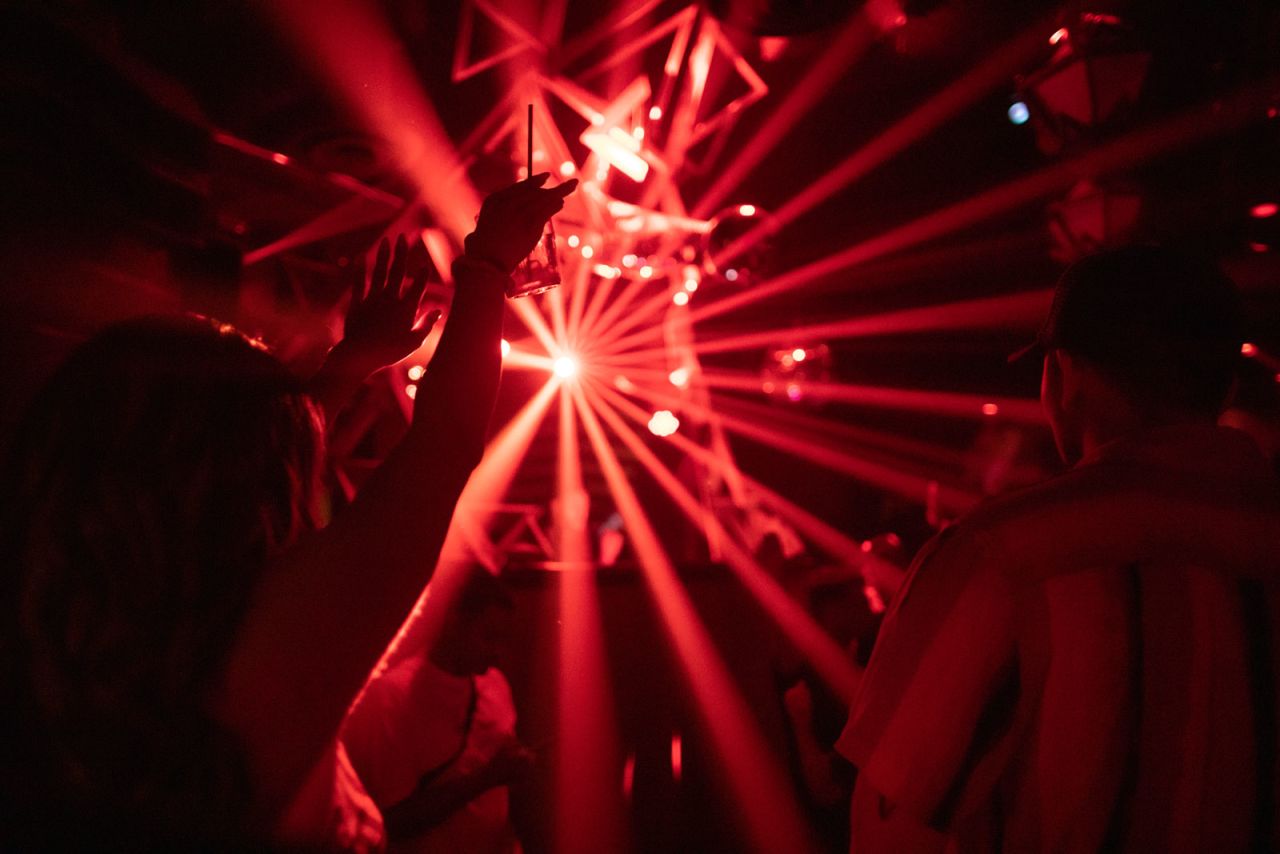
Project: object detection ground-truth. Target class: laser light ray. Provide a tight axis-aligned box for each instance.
[605,288,1052,364]
[592,382,909,603]
[714,20,1058,267]
[613,379,979,513]
[704,370,1045,424]
[570,386,814,854]
[556,385,625,854]
[583,382,863,704]
[375,376,561,675]
[693,12,879,217]
[267,0,480,240]
[726,79,1274,325]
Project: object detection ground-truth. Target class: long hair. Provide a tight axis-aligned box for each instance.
[1,315,326,842]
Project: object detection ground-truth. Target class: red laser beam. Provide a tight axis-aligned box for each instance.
[267,1,480,240]
[684,79,1278,329]
[570,386,815,854]
[605,289,1051,363]
[590,380,910,653]
[692,12,880,217]
[711,18,1057,266]
[375,377,562,675]
[583,382,863,704]
[555,386,625,854]
[609,378,979,512]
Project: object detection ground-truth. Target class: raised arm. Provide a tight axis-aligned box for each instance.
[215,174,576,819]
[307,234,438,426]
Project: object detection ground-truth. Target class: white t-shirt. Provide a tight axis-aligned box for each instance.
[342,655,518,854]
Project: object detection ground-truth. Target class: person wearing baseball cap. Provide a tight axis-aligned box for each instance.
[837,246,1280,853]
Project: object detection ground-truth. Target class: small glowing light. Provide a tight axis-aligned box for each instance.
[762,380,776,394]
[622,254,638,267]
[271,152,290,165]
[648,105,663,120]
[567,234,580,248]
[724,268,739,282]
[1008,101,1031,125]
[860,540,873,553]
[648,410,680,437]
[791,348,807,362]
[671,732,683,782]
[559,160,575,177]
[982,402,1000,416]
[1250,242,1272,254]
[1241,342,1257,357]
[405,383,417,399]
[1050,27,1068,45]
[581,245,595,259]
[759,35,789,61]
[517,166,529,180]
[501,339,511,358]
[554,355,580,378]
[673,291,690,306]
[633,126,645,141]
[786,383,803,402]
[738,204,757,217]
[407,364,425,381]
[615,375,635,392]
[581,127,650,182]
[639,265,653,278]
[1269,107,1279,119]
[532,149,545,162]
[684,279,699,293]
[594,263,622,279]
[669,367,690,387]
[623,752,637,798]
[1251,202,1278,219]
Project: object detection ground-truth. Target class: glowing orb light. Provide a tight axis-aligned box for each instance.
[648,410,680,436]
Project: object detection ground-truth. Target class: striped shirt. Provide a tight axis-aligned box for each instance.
[837,425,1280,852]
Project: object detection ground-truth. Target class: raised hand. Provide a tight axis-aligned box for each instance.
[343,234,439,368]
[463,173,578,273]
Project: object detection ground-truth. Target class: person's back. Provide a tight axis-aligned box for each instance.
[840,247,1280,852]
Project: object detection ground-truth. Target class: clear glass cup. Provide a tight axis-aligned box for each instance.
[507,220,560,298]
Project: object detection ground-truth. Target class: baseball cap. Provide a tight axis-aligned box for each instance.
[1009,245,1243,368]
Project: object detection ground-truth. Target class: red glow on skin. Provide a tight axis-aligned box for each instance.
[1251,202,1278,219]
[570,386,815,854]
